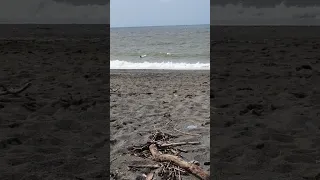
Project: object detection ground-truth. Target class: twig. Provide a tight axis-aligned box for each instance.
[170,149,179,156]
[177,148,188,153]
[128,164,161,169]
[173,166,186,173]
[159,141,200,148]
[149,144,210,180]
[0,82,32,96]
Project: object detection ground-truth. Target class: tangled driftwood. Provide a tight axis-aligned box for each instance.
[128,131,210,180]
[149,144,209,180]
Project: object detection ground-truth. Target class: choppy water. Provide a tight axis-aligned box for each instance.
[111,25,210,70]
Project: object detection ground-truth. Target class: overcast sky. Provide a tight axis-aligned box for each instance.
[1,0,320,25]
[212,0,320,8]
[53,0,107,6]
[0,0,109,24]
[211,0,320,25]
[111,0,210,27]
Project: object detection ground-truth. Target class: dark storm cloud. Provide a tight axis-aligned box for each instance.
[53,0,108,5]
[212,0,320,7]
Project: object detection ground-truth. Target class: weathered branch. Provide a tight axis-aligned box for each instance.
[149,144,210,180]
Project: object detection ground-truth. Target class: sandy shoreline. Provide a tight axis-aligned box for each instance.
[110,70,210,179]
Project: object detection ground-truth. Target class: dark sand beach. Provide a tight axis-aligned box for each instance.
[110,70,210,179]
[0,25,110,179]
[211,26,320,179]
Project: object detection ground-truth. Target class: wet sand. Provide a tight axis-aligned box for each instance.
[110,70,210,179]
[211,26,320,179]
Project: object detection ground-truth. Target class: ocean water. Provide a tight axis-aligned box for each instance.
[110,25,210,70]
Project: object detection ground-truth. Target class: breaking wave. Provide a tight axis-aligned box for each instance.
[110,60,210,70]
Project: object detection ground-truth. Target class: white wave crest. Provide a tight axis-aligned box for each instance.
[110,60,210,70]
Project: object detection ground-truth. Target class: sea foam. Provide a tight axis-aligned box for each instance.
[110,60,210,70]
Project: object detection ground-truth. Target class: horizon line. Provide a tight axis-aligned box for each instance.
[111,23,209,28]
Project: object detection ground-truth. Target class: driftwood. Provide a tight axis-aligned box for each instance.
[159,142,200,148]
[0,82,32,96]
[145,172,154,180]
[128,164,161,169]
[128,131,209,180]
[149,144,210,180]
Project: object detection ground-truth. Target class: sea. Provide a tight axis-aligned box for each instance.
[110,25,210,70]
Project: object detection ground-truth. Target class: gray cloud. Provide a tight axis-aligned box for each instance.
[212,0,320,8]
[53,0,108,6]
[211,3,320,25]
[0,0,109,23]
